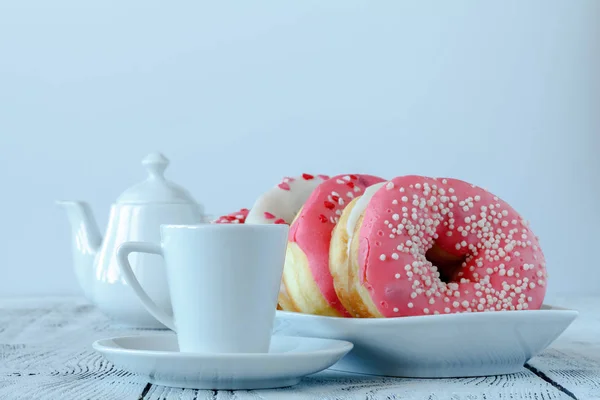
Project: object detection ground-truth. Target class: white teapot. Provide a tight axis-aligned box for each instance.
[57,152,209,328]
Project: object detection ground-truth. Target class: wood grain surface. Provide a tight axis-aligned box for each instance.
[0,296,598,400]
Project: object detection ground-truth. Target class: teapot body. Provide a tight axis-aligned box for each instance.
[92,202,204,328]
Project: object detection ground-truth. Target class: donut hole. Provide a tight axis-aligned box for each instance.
[425,243,467,284]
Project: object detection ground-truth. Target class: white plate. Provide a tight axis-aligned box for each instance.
[92,334,353,390]
[273,304,578,378]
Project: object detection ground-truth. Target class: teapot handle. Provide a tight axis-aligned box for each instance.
[116,242,176,331]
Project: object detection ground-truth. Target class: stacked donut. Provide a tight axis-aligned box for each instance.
[215,174,548,318]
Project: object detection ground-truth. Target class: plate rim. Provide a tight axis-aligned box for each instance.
[92,333,354,359]
[275,302,579,325]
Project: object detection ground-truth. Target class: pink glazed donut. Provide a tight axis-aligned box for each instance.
[281,174,386,317]
[330,175,548,318]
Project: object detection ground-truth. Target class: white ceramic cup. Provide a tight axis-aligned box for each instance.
[116,223,289,354]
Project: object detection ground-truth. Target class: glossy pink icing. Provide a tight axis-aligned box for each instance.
[289,174,385,316]
[358,175,548,317]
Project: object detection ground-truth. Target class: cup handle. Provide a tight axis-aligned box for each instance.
[116,242,176,331]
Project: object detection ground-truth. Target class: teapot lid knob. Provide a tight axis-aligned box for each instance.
[114,151,203,208]
[142,152,169,179]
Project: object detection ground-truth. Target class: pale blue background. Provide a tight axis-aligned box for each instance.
[1,1,599,300]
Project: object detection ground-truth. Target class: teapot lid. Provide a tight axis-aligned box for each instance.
[116,152,199,205]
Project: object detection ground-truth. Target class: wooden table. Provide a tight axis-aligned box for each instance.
[0,296,598,400]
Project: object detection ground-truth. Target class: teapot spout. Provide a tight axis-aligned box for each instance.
[56,200,102,299]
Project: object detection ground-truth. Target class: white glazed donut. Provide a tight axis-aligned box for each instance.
[245,173,329,312]
[245,173,330,225]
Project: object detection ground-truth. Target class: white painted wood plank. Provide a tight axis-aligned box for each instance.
[0,299,148,400]
[145,385,205,400]
[0,296,596,399]
[527,296,600,400]
[175,370,571,400]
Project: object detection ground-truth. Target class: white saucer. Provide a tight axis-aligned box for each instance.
[92,334,353,390]
[274,303,578,378]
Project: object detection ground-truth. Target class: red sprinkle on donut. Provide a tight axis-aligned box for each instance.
[324,201,335,210]
[349,174,358,180]
[278,182,291,191]
[346,181,355,189]
[274,218,286,224]
[264,212,276,219]
[214,208,249,224]
[302,173,314,180]
[318,214,328,223]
